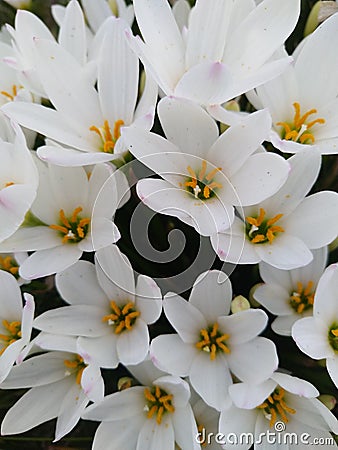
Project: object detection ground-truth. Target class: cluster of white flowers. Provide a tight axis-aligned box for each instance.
[0,0,337,449]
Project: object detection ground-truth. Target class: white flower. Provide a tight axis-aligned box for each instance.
[0,335,104,441]
[127,0,300,106]
[122,97,289,237]
[150,270,278,411]
[2,17,157,167]
[220,372,338,450]
[0,158,124,279]
[33,244,162,367]
[292,263,338,389]
[254,247,328,336]
[0,122,38,244]
[248,12,338,154]
[82,358,200,450]
[212,149,338,270]
[0,270,34,383]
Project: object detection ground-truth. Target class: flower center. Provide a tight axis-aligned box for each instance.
[257,387,296,428]
[89,119,124,153]
[0,255,19,277]
[64,354,86,384]
[0,319,22,356]
[49,207,90,244]
[102,300,140,334]
[0,85,21,103]
[276,102,325,145]
[184,160,222,200]
[289,281,314,314]
[195,322,230,360]
[144,385,175,425]
[328,324,338,352]
[246,208,284,245]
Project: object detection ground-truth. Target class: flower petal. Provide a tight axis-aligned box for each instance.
[137,414,174,450]
[163,292,206,343]
[291,317,334,359]
[314,263,338,323]
[189,270,232,320]
[189,352,232,411]
[150,334,196,377]
[218,309,268,346]
[135,275,162,324]
[78,334,119,369]
[229,379,277,409]
[19,245,82,279]
[117,319,149,365]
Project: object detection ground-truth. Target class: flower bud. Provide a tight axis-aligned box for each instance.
[318,394,337,411]
[117,377,134,391]
[231,295,250,314]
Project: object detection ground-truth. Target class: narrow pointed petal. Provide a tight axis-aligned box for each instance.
[59,0,86,65]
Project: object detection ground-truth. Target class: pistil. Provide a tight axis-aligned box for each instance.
[246,208,284,244]
[144,385,175,425]
[102,300,140,334]
[184,160,222,200]
[49,207,90,244]
[289,281,314,314]
[196,322,230,360]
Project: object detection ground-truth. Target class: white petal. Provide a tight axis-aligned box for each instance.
[92,418,144,450]
[34,305,107,337]
[0,352,72,388]
[1,378,72,436]
[2,102,96,152]
[172,404,200,450]
[35,333,78,353]
[34,38,102,126]
[258,260,293,290]
[133,0,185,92]
[37,144,114,166]
[291,317,334,359]
[163,293,206,343]
[55,382,88,441]
[154,375,191,408]
[189,270,232,320]
[286,192,338,249]
[0,339,25,383]
[255,233,313,270]
[85,217,120,252]
[229,152,289,206]
[135,275,162,324]
[78,334,119,369]
[20,292,35,342]
[271,315,299,336]
[253,283,292,315]
[81,0,112,31]
[207,109,271,178]
[326,356,338,390]
[83,386,145,421]
[189,352,232,411]
[55,260,107,307]
[271,372,319,397]
[158,96,218,159]
[223,0,300,74]
[227,337,278,384]
[95,244,136,302]
[261,149,321,216]
[229,379,277,409]
[98,18,138,125]
[117,319,149,365]
[314,263,338,322]
[80,364,104,403]
[0,270,23,319]
[19,245,82,279]
[295,12,338,108]
[0,185,36,243]
[218,309,268,345]
[150,334,196,377]
[137,414,175,450]
[174,61,234,105]
[210,218,261,265]
[0,226,60,252]
[58,0,86,66]
[219,405,257,450]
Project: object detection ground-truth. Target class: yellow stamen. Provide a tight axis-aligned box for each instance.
[102,300,140,334]
[185,160,222,200]
[0,320,22,355]
[64,355,86,384]
[144,386,175,425]
[258,387,296,428]
[49,207,90,244]
[1,85,21,102]
[289,280,315,315]
[0,255,19,276]
[276,102,325,145]
[331,329,338,337]
[90,119,125,154]
[246,209,284,245]
[4,182,14,188]
[196,322,230,360]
